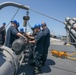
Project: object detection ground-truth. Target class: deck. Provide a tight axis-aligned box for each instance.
[17,45,76,75]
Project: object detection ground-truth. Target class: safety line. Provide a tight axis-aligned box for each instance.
[30,8,64,24]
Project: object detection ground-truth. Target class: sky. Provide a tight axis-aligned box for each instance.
[0,0,76,36]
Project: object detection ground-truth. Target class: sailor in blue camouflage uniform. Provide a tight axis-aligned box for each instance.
[20,28,24,34]
[0,22,6,45]
[26,24,44,74]
[41,22,50,66]
[5,20,27,48]
[28,26,37,65]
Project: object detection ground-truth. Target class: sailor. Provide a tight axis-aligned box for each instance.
[31,26,37,36]
[28,26,37,66]
[16,22,20,32]
[15,22,20,39]
[0,22,6,45]
[41,22,50,66]
[26,24,44,74]
[5,20,27,48]
[20,28,24,34]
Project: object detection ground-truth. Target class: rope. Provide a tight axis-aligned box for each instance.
[30,8,64,24]
[67,56,76,60]
[50,50,76,60]
[67,52,76,56]
[5,8,20,28]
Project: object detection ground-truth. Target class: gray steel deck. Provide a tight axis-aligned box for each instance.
[17,45,76,75]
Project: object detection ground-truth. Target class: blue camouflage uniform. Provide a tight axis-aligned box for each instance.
[30,23,44,67]
[0,22,6,45]
[34,30,44,67]
[34,30,44,54]
[42,27,50,64]
[5,26,19,48]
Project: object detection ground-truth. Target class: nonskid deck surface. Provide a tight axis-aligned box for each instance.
[17,45,76,75]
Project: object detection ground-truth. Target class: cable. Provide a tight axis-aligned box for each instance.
[27,7,64,30]
[50,50,76,60]
[5,8,20,28]
[30,8,64,24]
[5,7,64,29]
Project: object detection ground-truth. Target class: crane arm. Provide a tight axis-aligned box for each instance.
[0,1,29,10]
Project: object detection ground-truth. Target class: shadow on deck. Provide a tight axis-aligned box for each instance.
[17,58,55,75]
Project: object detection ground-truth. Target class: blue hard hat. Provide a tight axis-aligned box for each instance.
[34,23,41,28]
[17,22,20,27]
[3,22,6,25]
[20,28,24,32]
[11,20,18,25]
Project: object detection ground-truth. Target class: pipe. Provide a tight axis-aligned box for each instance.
[0,46,23,75]
[0,1,29,10]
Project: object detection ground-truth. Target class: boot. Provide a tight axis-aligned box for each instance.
[33,67,41,74]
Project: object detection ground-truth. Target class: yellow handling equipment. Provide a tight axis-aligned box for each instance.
[51,49,76,60]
